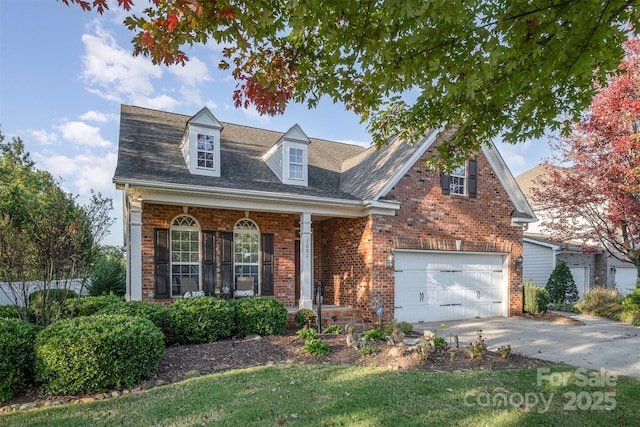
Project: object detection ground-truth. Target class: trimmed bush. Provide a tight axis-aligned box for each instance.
[545,261,579,304]
[524,282,550,314]
[232,297,287,337]
[35,314,164,394]
[575,287,622,319]
[167,297,234,344]
[62,294,126,319]
[0,318,42,401]
[294,308,317,327]
[96,300,169,338]
[0,305,20,319]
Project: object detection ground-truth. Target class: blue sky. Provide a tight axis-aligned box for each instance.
[0,0,550,247]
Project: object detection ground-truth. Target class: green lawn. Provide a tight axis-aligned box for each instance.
[2,364,637,426]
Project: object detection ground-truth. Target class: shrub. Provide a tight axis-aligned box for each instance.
[97,300,168,337]
[323,324,343,334]
[575,287,622,319]
[524,282,550,314]
[466,330,487,359]
[622,287,640,306]
[62,294,126,319]
[619,309,640,325]
[294,308,317,327]
[28,289,78,324]
[35,314,164,395]
[361,328,387,341]
[167,297,233,344]
[232,297,287,337]
[303,338,329,356]
[545,261,579,304]
[88,246,126,297]
[0,318,42,401]
[383,319,413,335]
[295,325,318,340]
[0,305,20,319]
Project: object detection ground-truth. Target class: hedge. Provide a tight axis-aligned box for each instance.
[232,297,288,337]
[96,300,168,337]
[524,281,550,315]
[0,318,42,401]
[35,314,164,394]
[167,297,234,344]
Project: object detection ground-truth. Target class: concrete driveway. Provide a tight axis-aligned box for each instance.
[412,312,640,378]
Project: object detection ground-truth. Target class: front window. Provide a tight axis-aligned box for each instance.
[450,164,466,196]
[289,147,304,180]
[197,133,215,169]
[171,215,200,296]
[234,219,259,292]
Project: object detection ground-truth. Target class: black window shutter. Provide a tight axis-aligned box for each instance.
[202,231,216,295]
[221,232,233,292]
[468,159,478,198]
[440,172,450,195]
[154,228,170,299]
[261,233,274,296]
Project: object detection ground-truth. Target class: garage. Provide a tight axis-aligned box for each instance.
[613,267,638,296]
[394,251,507,323]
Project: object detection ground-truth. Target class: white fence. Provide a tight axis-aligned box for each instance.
[0,279,89,306]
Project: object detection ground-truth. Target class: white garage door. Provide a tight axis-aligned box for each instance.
[569,267,589,298]
[394,251,507,323]
[614,267,638,296]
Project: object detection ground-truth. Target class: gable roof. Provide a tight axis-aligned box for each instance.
[114,105,534,221]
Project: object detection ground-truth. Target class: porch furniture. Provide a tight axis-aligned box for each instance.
[234,277,255,298]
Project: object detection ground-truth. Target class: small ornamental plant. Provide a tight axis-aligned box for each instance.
[322,324,343,334]
[296,324,318,340]
[303,338,329,356]
[294,308,317,328]
[361,327,387,341]
[498,344,512,359]
[467,330,488,359]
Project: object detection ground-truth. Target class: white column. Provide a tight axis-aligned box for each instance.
[299,212,313,309]
[129,200,143,301]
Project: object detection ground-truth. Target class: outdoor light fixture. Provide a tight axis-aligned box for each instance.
[386,251,395,269]
[513,256,523,269]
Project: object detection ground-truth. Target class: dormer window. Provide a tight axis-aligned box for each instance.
[197,133,216,169]
[263,124,310,186]
[289,147,304,180]
[181,107,222,177]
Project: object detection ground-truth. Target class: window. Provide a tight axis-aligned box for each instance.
[234,219,259,291]
[170,215,200,296]
[289,147,304,180]
[197,133,215,169]
[449,164,466,196]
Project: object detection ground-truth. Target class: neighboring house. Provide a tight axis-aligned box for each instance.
[113,105,535,324]
[515,164,637,295]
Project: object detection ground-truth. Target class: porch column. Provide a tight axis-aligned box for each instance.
[128,200,143,301]
[299,212,313,309]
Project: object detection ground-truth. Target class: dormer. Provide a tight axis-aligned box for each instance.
[262,124,310,186]
[180,107,222,177]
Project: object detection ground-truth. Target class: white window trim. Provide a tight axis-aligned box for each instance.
[170,215,201,297]
[450,164,466,196]
[233,218,260,294]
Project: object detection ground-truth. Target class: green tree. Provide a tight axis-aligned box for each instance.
[0,131,115,325]
[545,261,579,305]
[61,0,639,166]
[87,245,126,297]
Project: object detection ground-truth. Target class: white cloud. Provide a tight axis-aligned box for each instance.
[80,24,168,105]
[80,110,110,123]
[28,129,57,145]
[33,151,117,196]
[57,121,113,149]
[168,56,211,87]
[336,138,371,148]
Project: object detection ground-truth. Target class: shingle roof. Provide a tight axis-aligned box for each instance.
[114,105,425,201]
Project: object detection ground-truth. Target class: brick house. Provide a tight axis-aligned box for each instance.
[114,105,535,324]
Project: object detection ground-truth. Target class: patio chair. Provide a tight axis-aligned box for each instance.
[234,277,255,298]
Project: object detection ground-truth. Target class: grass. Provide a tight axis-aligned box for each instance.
[2,364,638,426]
